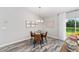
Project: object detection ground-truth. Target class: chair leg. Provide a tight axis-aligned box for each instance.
[30,38,32,45]
[33,40,36,48]
[45,37,47,43]
[40,41,42,48]
[42,38,44,44]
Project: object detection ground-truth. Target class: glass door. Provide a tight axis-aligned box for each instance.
[66,18,79,37]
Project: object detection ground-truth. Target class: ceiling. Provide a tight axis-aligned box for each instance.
[26,7,79,18]
[0,7,79,19]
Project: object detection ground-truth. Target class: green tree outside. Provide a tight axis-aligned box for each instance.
[66,19,79,36]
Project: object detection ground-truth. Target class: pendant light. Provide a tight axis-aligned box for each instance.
[36,7,44,23]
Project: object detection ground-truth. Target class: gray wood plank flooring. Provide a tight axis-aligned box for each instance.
[0,37,64,52]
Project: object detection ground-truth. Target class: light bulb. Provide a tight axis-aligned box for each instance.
[36,20,41,23]
[26,21,30,24]
[40,20,44,23]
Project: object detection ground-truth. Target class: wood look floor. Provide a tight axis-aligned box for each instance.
[0,37,64,52]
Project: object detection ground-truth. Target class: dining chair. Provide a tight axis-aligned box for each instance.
[33,33,42,48]
[30,31,34,45]
[30,31,34,37]
[43,32,48,43]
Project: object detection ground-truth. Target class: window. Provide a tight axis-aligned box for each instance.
[66,18,79,37]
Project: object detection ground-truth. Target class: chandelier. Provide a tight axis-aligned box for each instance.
[25,7,44,27]
[36,7,44,23]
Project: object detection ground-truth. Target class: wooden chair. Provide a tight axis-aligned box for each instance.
[30,31,34,37]
[43,32,48,43]
[33,33,42,48]
[30,31,34,44]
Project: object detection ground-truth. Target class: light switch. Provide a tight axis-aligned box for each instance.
[2,26,6,30]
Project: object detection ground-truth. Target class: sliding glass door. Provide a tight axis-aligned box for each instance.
[66,18,79,37]
[76,18,79,32]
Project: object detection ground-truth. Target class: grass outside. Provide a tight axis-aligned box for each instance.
[66,27,79,37]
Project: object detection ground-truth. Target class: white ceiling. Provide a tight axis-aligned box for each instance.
[26,7,79,18]
[0,7,79,19]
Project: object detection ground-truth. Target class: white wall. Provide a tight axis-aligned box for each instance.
[0,7,68,47]
[42,15,58,39]
[0,7,43,47]
[58,13,66,41]
[43,13,67,41]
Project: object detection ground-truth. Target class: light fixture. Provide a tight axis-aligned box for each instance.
[25,7,44,28]
[26,25,30,27]
[26,21,30,24]
[31,24,35,27]
[31,21,35,24]
[38,7,44,23]
[36,20,41,23]
[40,20,44,23]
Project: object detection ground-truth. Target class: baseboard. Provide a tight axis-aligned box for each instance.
[47,35,58,40]
[0,38,31,52]
[0,36,30,49]
[47,36,64,42]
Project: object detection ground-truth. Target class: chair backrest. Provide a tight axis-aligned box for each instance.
[34,33,42,43]
[30,31,34,37]
[44,32,48,37]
